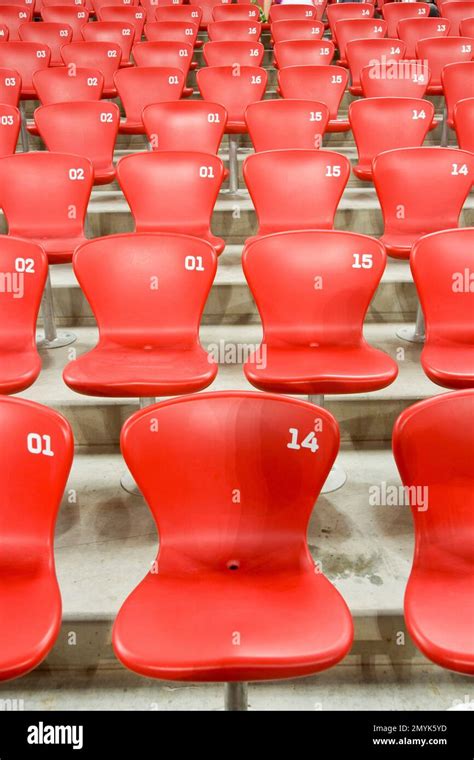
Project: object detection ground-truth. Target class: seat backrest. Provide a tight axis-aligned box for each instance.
[0,5,33,41]
[326,2,375,40]
[41,6,90,42]
[243,149,350,236]
[114,66,184,124]
[120,390,339,568]
[98,6,146,39]
[278,65,348,121]
[372,147,474,237]
[154,5,202,26]
[60,42,122,89]
[207,19,261,41]
[349,97,434,171]
[442,60,474,123]
[0,238,47,349]
[197,65,267,123]
[454,96,474,151]
[33,66,104,103]
[335,18,388,61]
[0,68,22,108]
[360,59,430,97]
[416,36,474,87]
[0,42,51,93]
[132,40,193,73]
[393,390,474,545]
[203,40,264,66]
[19,21,74,66]
[245,99,329,151]
[0,395,73,549]
[439,1,474,35]
[189,0,232,26]
[142,100,227,152]
[274,39,335,67]
[270,4,319,22]
[35,101,119,172]
[397,17,451,58]
[212,3,260,21]
[144,20,198,44]
[270,19,324,43]
[72,233,217,345]
[460,16,474,36]
[116,151,224,236]
[140,0,181,14]
[0,104,20,157]
[347,37,406,90]
[243,229,386,345]
[382,1,430,37]
[81,21,135,63]
[0,152,93,240]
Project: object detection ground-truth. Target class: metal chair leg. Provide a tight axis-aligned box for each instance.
[224,682,248,711]
[121,398,156,495]
[308,394,347,493]
[37,270,76,349]
[396,303,425,344]
[20,101,29,153]
[225,133,242,199]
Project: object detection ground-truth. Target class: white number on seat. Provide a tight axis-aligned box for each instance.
[0,115,13,125]
[412,109,426,120]
[325,165,341,177]
[87,77,98,86]
[199,165,215,178]
[287,428,319,453]
[168,75,179,84]
[69,167,85,180]
[15,258,35,273]
[352,253,373,269]
[451,163,469,176]
[309,111,322,122]
[207,112,220,123]
[100,112,113,122]
[185,256,205,271]
[27,433,54,457]
[251,75,262,84]
[331,74,343,83]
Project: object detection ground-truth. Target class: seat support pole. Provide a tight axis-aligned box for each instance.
[440,105,448,148]
[37,270,77,349]
[227,133,241,197]
[120,398,156,496]
[396,302,425,344]
[20,101,29,153]
[224,682,248,711]
[308,394,347,493]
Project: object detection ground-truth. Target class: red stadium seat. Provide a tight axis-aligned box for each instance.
[144,20,198,46]
[270,4,320,22]
[393,389,474,675]
[92,0,139,13]
[439,1,474,35]
[132,41,194,94]
[41,6,90,42]
[0,152,93,264]
[143,100,227,152]
[0,104,20,157]
[372,146,474,258]
[382,1,430,37]
[207,19,261,41]
[18,21,73,66]
[243,149,350,244]
[335,18,387,66]
[113,390,353,696]
[270,19,324,43]
[278,65,350,132]
[33,65,104,103]
[326,2,374,41]
[114,66,184,133]
[349,97,434,180]
[60,41,122,96]
[347,38,407,95]
[98,5,147,39]
[442,61,474,127]
[0,239,47,395]
[454,96,474,150]
[0,42,50,98]
[0,5,33,41]
[117,152,225,253]
[416,36,474,94]
[245,99,329,151]
[460,16,474,36]
[397,17,451,58]
[360,59,431,97]
[0,68,22,108]
[189,0,231,28]
[81,20,136,66]
[212,3,259,21]
[203,40,264,66]
[154,5,203,30]
[63,233,218,396]
[0,395,73,680]
[273,39,335,67]
[410,228,474,389]
[35,101,119,184]
[242,230,398,395]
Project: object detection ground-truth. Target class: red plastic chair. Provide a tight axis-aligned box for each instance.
[114,66,184,133]
[275,39,333,68]
[382,1,430,37]
[113,390,353,701]
[349,97,434,181]
[0,152,93,263]
[0,42,50,98]
[33,65,104,102]
[397,17,451,58]
[207,19,261,41]
[41,6,90,42]
[0,395,73,681]
[212,3,259,21]
[0,5,33,41]
[81,20,136,66]
[18,21,73,67]
[372,146,474,258]
[326,2,374,41]
[98,5,147,39]
[442,61,474,127]
[189,0,231,28]
[0,69,22,108]
[60,41,122,96]
[416,36,474,93]
[393,389,474,675]
[117,152,225,253]
[335,18,387,66]
[62,233,218,397]
[270,4,320,22]
[245,99,329,151]
[35,101,119,184]
[270,19,324,43]
[0,104,20,157]
[360,59,431,97]
[439,1,474,34]
[140,0,183,19]
[460,16,474,36]
[143,100,227,153]
[154,5,203,30]
[454,96,474,150]
[243,149,350,245]
[410,228,474,389]
[203,40,264,66]
[132,41,194,94]
[347,37,406,95]
[0,239,48,395]
[278,65,350,132]
[242,229,398,395]
[144,20,198,46]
